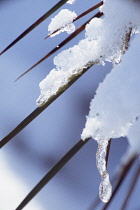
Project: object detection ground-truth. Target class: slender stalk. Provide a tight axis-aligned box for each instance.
[15,138,91,210]
[106,139,111,167]
[74,1,103,22]
[15,12,103,81]
[0,0,69,55]
[121,163,140,210]
[0,61,96,148]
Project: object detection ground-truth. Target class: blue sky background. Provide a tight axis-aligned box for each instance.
[0,1,140,209]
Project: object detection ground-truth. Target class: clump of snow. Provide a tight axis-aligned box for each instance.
[37,61,96,106]
[81,32,140,142]
[85,0,140,64]
[67,0,76,4]
[127,119,140,154]
[37,69,69,105]
[48,9,77,36]
[37,0,140,107]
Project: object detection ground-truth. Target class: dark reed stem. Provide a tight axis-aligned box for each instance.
[0,0,69,55]
[15,138,90,210]
[121,163,140,210]
[106,139,111,167]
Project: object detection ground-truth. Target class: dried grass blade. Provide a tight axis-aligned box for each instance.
[0,0,69,55]
[15,138,90,210]
[121,163,140,210]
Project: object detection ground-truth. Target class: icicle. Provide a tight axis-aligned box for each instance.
[96,140,112,203]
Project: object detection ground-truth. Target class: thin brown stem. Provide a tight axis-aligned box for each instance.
[74,1,103,22]
[121,163,140,210]
[106,139,111,167]
[15,138,91,210]
[0,0,69,55]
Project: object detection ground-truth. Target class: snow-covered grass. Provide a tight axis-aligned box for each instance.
[48,9,77,36]
[1,0,140,209]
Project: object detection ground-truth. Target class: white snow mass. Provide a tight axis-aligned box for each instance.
[81,33,140,142]
[67,0,76,4]
[48,9,77,36]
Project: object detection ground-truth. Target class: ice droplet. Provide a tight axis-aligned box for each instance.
[96,140,112,203]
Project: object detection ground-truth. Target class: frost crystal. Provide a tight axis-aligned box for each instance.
[96,140,112,203]
[48,9,77,36]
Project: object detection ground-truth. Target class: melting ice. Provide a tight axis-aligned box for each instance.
[96,140,112,202]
